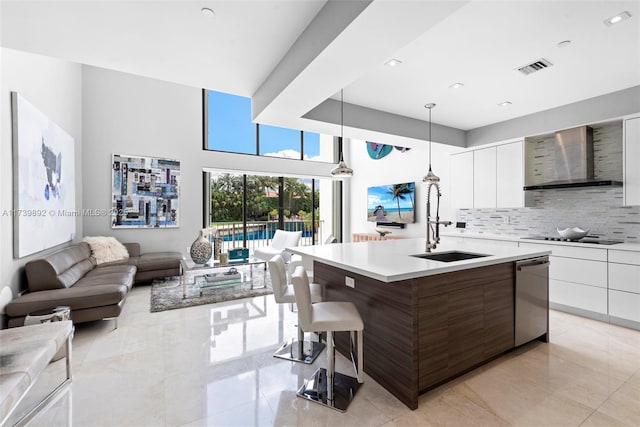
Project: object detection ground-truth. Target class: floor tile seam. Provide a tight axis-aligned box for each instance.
[584,366,639,425]
[523,349,634,386]
[537,349,632,381]
[576,406,604,427]
[359,394,398,424]
[456,381,516,426]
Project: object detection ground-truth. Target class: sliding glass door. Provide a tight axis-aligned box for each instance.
[208,172,326,252]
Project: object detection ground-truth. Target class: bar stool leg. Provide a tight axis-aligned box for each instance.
[296,329,362,412]
[327,331,334,404]
[273,323,325,364]
[357,330,363,383]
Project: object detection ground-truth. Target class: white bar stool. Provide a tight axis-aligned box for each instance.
[291,266,364,412]
[268,255,325,364]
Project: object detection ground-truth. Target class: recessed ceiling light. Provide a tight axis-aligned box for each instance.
[201,7,215,17]
[385,59,402,67]
[557,40,572,48]
[498,101,512,107]
[448,82,464,89]
[604,11,631,26]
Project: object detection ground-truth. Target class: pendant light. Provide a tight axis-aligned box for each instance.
[331,89,353,177]
[422,103,439,184]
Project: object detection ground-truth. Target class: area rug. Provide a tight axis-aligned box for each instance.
[150,265,273,313]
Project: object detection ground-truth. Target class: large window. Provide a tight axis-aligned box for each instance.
[259,125,302,158]
[206,90,256,154]
[204,89,329,162]
[207,172,326,251]
[303,131,321,161]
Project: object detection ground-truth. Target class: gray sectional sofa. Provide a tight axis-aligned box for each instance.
[5,242,181,327]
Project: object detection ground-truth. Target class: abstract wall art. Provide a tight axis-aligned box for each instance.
[111,154,180,228]
[11,92,76,258]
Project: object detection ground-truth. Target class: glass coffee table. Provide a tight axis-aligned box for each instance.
[180,257,267,298]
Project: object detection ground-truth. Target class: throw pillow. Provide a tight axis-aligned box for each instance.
[83,236,129,265]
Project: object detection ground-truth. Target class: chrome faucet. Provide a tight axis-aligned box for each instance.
[422,103,452,252]
[425,180,451,252]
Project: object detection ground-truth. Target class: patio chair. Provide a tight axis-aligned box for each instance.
[254,230,302,264]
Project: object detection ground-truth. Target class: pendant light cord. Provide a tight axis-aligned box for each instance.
[428,106,432,170]
[340,89,344,162]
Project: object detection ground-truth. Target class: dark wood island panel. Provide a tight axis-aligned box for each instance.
[314,261,516,410]
[313,261,417,408]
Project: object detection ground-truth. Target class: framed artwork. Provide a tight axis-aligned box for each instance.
[111,154,180,228]
[11,92,76,258]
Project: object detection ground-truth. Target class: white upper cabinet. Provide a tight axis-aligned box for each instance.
[473,147,497,208]
[496,141,524,208]
[450,151,474,210]
[450,140,524,209]
[624,114,640,206]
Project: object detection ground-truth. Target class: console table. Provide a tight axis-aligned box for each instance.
[180,257,267,298]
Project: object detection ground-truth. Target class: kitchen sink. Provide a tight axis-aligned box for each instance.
[411,251,489,262]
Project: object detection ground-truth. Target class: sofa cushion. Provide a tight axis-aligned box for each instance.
[25,243,93,291]
[78,265,136,289]
[83,236,129,265]
[136,252,182,272]
[122,243,141,258]
[4,285,129,318]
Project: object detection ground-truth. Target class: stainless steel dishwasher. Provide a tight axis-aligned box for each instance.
[515,257,550,346]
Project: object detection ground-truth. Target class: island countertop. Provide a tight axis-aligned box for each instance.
[289,237,551,282]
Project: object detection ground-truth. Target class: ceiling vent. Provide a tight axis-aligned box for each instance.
[516,58,553,75]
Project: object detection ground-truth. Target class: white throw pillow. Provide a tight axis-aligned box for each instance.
[83,236,129,265]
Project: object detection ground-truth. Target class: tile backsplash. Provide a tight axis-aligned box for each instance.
[524,121,623,185]
[457,120,638,243]
[456,187,640,242]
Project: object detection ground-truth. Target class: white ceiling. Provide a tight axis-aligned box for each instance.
[2,0,639,142]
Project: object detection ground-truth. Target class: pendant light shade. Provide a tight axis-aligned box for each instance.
[422,103,440,184]
[331,89,353,178]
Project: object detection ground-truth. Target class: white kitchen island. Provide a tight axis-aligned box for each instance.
[289,238,551,410]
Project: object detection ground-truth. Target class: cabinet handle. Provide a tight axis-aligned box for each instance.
[517,261,550,272]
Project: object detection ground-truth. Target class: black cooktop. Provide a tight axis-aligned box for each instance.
[523,236,623,245]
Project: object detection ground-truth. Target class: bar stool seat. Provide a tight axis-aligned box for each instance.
[268,255,325,364]
[304,302,363,331]
[291,266,364,412]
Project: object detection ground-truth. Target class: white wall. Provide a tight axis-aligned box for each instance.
[82,66,338,255]
[81,66,202,254]
[1,48,82,298]
[346,137,463,240]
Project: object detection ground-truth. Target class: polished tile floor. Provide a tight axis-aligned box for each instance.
[11,284,640,427]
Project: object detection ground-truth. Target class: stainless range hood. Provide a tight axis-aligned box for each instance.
[524,126,622,190]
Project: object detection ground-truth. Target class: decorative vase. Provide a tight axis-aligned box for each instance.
[213,230,222,260]
[190,230,212,264]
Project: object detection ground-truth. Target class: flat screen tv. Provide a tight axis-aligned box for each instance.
[367,182,416,224]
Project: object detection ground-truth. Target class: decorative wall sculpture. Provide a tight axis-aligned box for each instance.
[111,154,180,228]
[11,92,76,258]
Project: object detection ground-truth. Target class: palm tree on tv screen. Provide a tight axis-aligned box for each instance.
[388,183,413,220]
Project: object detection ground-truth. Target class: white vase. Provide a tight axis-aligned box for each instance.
[190,230,212,264]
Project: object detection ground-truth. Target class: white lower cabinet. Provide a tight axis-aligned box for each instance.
[608,249,640,326]
[549,256,607,288]
[549,279,608,314]
[468,239,639,327]
[609,291,640,323]
[519,241,620,321]
[608,263,640,294]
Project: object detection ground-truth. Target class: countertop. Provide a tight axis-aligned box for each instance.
[289,238,550,283]
[441,230,640,252]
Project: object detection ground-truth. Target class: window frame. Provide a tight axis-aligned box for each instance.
[202,89,327,163]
